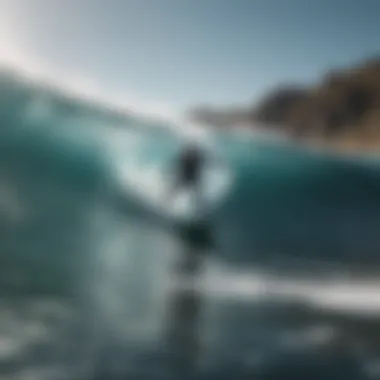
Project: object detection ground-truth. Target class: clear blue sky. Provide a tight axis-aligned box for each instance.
[2,0,380,112]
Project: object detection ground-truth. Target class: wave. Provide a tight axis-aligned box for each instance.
[2,66,380,282]
[0,67,233,301]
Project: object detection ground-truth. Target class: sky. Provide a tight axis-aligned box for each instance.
[0,0,380,116]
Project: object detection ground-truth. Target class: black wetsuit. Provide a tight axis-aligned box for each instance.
[177,147,204,187]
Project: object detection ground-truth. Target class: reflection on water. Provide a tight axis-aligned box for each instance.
[1,288,380,379]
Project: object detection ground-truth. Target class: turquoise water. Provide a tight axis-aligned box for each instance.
[2,68,380,269]
[0,68,379,379]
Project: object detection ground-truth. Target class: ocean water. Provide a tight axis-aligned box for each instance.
[1,68,380,379]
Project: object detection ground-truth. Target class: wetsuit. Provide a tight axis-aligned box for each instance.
[176,146,204,188]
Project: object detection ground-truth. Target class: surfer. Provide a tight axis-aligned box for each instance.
[166,142,205,370]
[170,143,206,206]
[166,142,217,368]
[178,144,204,189]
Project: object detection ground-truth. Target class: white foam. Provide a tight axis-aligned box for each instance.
[114,150,232,219]
[203,268,380,316]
